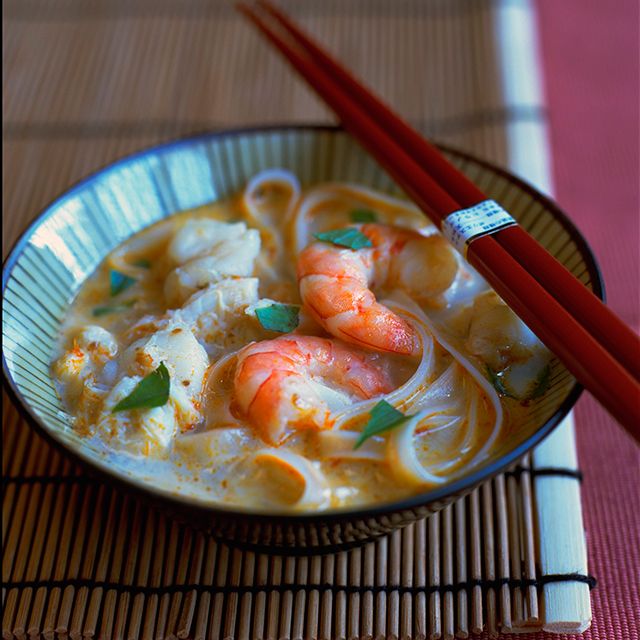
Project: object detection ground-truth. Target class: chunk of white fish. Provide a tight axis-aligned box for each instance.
[165,228,260,306]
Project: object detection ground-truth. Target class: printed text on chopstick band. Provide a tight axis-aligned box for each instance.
[441,199,517,256]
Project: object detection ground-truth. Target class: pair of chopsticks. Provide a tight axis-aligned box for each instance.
[238,1,640,440]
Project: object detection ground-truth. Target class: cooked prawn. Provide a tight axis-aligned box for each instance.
[232,335,394,445]
[297,223,458,356]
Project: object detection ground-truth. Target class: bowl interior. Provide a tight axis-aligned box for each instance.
[2,126,601,515]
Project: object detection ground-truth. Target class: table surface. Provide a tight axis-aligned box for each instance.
[3,0,639,638]
[537,1,640,639]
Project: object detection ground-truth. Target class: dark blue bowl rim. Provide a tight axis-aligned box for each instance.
[2,123,604,523]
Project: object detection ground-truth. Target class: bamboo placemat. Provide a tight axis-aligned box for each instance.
[2,399,594,639]
[3,1,594,637]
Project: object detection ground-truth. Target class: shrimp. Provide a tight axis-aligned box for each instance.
[297,223,458,356]
[465,290,541,370]
[232,335,395,445]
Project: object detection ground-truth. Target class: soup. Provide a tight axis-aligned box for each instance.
[52,171,550,511]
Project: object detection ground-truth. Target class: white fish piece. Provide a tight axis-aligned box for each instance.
[179,278,260,325]
[76,325,119,358]
[100,358,120,386]
[101,375,139,413]
[243,297,281,319]
[175,278,260,352]
[53,325,118,406]
[122,324,208,397]
[53,351,103,409]
[168,219,248,265]
[119,323,208,439]
[169,382,202,430]
[104,324,210,452]
[165,228,261,305]
[99,375,177,451]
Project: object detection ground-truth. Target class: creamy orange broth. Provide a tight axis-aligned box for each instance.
[52,175,547,511]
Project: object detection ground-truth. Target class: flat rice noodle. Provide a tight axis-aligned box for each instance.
[173,427,255,464]
[108,219,175,276]
[384,294,503,486]
[331,301,436,429]
[317,430,386,461]
[291,183,434,255]
[235,448,330,510]
[243,169,301,281]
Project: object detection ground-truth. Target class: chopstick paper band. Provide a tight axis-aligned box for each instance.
[441,199,516,256]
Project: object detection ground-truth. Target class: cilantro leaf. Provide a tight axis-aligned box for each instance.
[255,303,300,333]
[486,365,517,399]
[486,364,551,401]
[92,299,136,317]
[528,364,551,400]
[314,228,373,250]
[350,209,378,223]
[112,363,171,413]
[133,258,151,269]
[354,400,414,449]
[110,270,136,297]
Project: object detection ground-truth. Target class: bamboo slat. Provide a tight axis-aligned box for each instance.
[533,421,592,633]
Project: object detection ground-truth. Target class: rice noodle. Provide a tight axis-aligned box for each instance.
[107,218,175,276]
[290,182,435,255]
[202,350,243,428]
[174,427,256,464]
[236,448,330,510]
[317,430,386,461]
[385,293,503,486]
[242,169,300,281]
[331,301,436,430]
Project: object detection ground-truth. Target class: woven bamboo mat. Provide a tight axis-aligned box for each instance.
[3,1,593,638]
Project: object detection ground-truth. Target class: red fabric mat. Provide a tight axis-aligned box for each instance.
[535,1,640,638]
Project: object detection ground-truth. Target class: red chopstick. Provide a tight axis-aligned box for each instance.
[257,0,640,382]
[237,2,640,439]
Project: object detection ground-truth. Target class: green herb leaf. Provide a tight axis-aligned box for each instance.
[486,364,551,401]
[92,299,136,317]
[314,228,373,250]
[255,303,300,333]
[354,400,414,450]
[133,258,151,269]
[112,363,170,413]
[486,366,517,399]
[527,364,551,400]
[349,209,378,223]
[110,270,136,297]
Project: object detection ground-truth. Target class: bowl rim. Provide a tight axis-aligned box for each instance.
[2,123,604,522]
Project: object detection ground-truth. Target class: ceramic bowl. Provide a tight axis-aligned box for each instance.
[2,126,602,553]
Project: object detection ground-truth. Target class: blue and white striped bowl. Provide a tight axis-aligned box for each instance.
[2,126,603,552]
